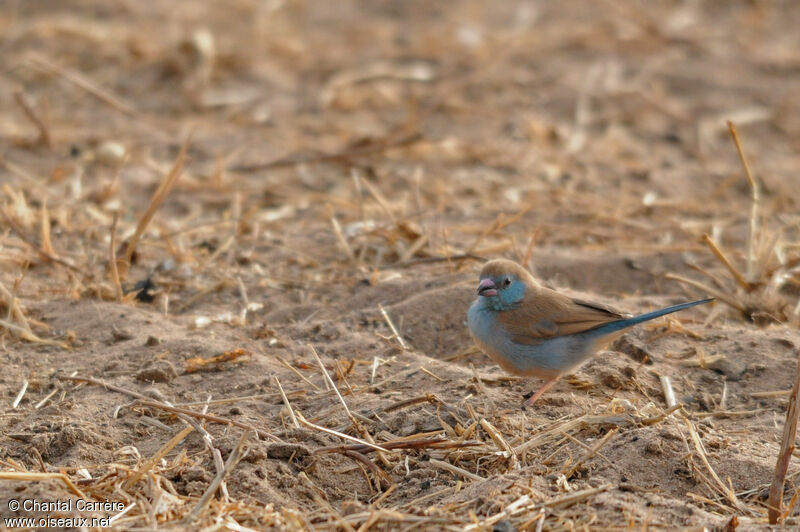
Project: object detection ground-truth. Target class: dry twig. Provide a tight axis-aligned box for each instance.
[184,430,251,523]
[768,349,800,523]
[274,375,299,428]
[12,89,52,147]
[378,304,407,349]
[120,136,190,278]
[123,425,194,490]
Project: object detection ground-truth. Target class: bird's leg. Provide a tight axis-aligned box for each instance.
[525,378,559,406]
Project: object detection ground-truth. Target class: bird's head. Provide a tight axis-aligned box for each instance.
[475,258,536,311]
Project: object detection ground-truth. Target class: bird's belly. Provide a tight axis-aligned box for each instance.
[471,335,563,379]
[468,304,596,379]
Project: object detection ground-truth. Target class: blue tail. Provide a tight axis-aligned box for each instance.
[592,297,713,335]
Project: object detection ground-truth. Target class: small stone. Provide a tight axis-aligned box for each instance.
[136,361,177,383]
[145,336,161,346]
[614,336,652,364]
[111,326,134,343]
[708,357,747,381]
[493,520,517,532]
[157,259,176,272]
[95,141,127,165]
[773,338,795,349]
[341,501,367,517]
[265,442,311,460]
[644,441,663,455]
[182,468,211,482]
[600,371,625,390]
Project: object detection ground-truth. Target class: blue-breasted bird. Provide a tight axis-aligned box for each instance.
[467,259,712,404]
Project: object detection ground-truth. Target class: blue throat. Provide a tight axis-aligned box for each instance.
[481,279,526,311]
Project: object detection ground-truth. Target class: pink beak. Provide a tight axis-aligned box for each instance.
[477,278,498,297]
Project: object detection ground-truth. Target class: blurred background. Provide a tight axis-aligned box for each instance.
[3,1,800,277]
[3,2,799,274]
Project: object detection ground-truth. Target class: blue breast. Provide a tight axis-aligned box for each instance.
[467,299,597,377]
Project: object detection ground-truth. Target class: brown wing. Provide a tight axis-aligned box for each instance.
[496,287,626,345]
[570,297,629,321]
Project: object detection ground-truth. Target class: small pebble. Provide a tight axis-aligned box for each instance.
[95,141,127,165]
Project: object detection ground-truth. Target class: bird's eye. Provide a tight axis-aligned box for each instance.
[503,277,511,287]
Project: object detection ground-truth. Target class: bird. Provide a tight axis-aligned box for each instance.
[467,258,712,405]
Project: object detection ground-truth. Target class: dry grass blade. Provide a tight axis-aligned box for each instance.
[727,121,761,283]
[0,280,30,332]
[548,485,611,509]
[1,208,83,275]
[463,494,539,531]
[58,374,152,401]
[13,89,52,147]
[274,375,299,428]
[276,355,320,391]
[109,212,123,302]
[123,425,194,490]
[231,131,422,171]
[358,172,395,223]
[563,428,618,478]
[343,449,392,489]
[35,389,58,409]
[767,349,800,523]
[310,344,354,419]
[382,393,441,413]
[399,233,429,263]
[26,53,144,122]
[664,273,745,311]
[640,404,683,425]
[463,485,610,531]
[12,379,28,409]
[39,201,55,257]
[752,390,792,398]
[428,458,483,482]
[719,380,728,411]
[701,233,750,291]
[184,429,251,524]
[174,392,295,406]
[660,376,677,408]
[0,471,87,499]
[378,304,407,349]
[401,485,459,510]
[513,416,587,455]
[0,317,66,347]
[135,400,280,442]
[683,416,746,513]
[330,215,356,263]
[479,419,519,470]
[295,411,392,453]
[522,231,540,269]
[120,136,190,278]
[315,437,480,455]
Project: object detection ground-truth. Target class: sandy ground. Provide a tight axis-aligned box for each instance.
[2,1,800,529]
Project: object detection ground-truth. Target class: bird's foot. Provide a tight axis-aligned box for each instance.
[523,378,558,407]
